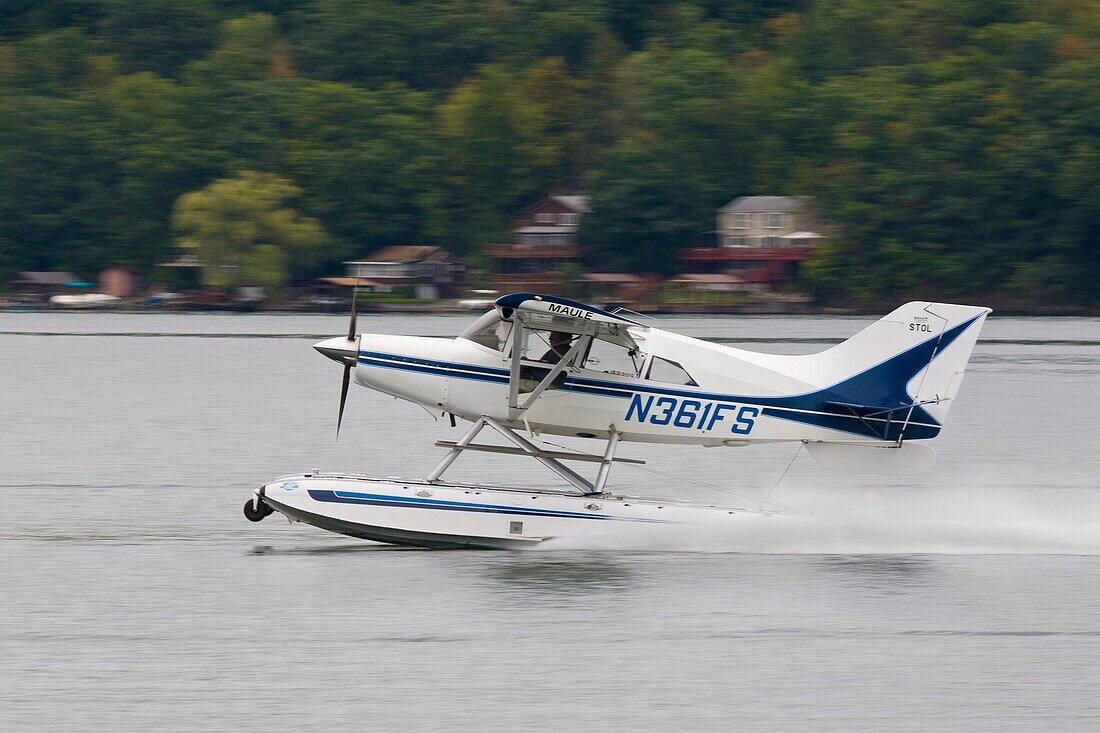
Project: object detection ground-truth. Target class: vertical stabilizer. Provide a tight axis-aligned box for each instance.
[802,301,990,472]
[810,302,990,426]
[902,303,991,425]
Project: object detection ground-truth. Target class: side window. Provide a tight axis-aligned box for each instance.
[583,340,642,378]
[646,357,697,386]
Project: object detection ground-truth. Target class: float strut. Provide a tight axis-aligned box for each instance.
[484,418,594,494]
[427,418,486,483]
[592,429,620,496]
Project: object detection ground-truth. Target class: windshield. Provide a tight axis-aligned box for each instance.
[459,310,512,351]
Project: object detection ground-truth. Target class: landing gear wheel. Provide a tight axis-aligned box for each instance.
[244,499,271,522]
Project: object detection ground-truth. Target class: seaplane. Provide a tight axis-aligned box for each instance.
[245,292,990,549]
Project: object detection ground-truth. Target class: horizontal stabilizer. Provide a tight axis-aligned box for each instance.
[805,441,936,475]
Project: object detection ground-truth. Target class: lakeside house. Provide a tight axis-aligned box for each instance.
[10,271,81,292]
[13,194,826,311]
[344,245,466,299]
[8,271,83,304]
[485,195,588,293]
[155,254,206,291]
[716,196,820,248]
[676,196,823,292]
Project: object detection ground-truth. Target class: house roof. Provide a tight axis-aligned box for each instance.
[679,246,814,263]
[157,255,205,268]
[550,195,591,213]
[670,273,746,284]
[346,245,456,264]
[580,272,646,284]
[319,277,381,288]
[485,244,580,259]
[718,196,810,213]
[13,271,79,285]
[514,226,576,234]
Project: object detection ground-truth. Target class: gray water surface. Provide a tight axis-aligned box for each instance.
[2,312,1099,731]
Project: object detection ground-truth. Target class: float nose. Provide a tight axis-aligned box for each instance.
[314,336,359,366]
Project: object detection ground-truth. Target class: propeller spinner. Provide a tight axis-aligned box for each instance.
[313,281,361,436]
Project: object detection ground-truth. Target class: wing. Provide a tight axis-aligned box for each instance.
[495,293,644,351]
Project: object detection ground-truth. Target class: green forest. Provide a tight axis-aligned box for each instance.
[1,0,1097,306]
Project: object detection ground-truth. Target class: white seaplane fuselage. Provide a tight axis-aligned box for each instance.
[250,296,990,549]
[359,331,767,444]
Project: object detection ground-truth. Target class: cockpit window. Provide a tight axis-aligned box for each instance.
[582,339,643,378]
[459,311,512,351]
[646,357,697,386]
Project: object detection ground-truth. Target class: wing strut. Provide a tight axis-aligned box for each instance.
[506,321,591,421]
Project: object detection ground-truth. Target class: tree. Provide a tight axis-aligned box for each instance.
[1,0,1097,307]
[576,43,751,274]
[578,134,692,275]
[175,13,290,172]
[277,80,440,265]
[102,71,219,272]
[98,0,220,77]
[294,0,499,89]
[437,59,581,250]
[170,171,329,296]
[0,93,117,279]
[613,43,752,222]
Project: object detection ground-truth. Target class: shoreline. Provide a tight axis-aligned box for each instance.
[4,301,1098,317]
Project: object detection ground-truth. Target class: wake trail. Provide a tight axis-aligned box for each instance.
[540,486,1100,554]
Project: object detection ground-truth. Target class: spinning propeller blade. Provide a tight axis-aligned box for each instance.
[347,277,359,341]
[337,361,352,437]
[337,278,360,437]
[313,278,363,438]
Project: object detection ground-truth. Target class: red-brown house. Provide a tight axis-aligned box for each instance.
[486,195,589,293]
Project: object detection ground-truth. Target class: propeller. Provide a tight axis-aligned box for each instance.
[347,276,359,341]
[337,278,360,436]
[314,278,362,438]
[337,353,353,437]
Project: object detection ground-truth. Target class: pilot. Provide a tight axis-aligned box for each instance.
[541,331,575,364]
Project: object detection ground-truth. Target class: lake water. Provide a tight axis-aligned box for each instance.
[2,311,1099,731]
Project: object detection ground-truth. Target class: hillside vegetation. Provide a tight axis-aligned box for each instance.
[1,1,1097,305]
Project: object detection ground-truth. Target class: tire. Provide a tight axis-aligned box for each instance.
[243,499,269,522]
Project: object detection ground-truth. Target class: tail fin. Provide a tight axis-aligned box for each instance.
[801,301,990,474]
[816,301,991,427]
